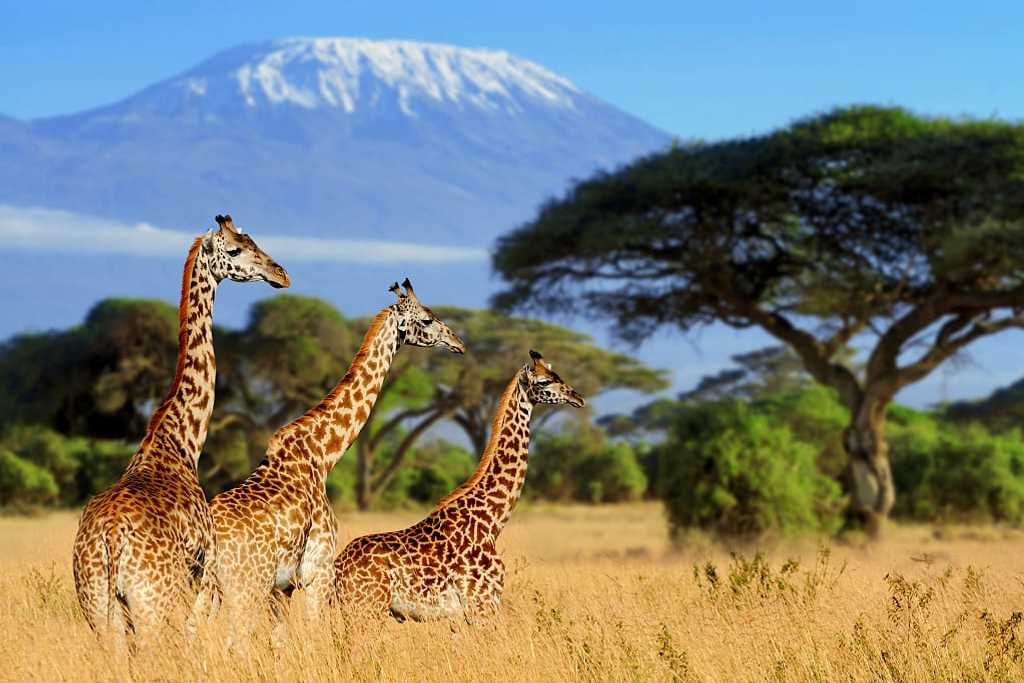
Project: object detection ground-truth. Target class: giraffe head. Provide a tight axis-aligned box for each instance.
[389,278,465,354]
[202,214,291,288]
[522,350,586,408]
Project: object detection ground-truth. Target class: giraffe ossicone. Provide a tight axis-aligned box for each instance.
[71,215,288,648]
[207,278,465,633]
[334,349,584,621]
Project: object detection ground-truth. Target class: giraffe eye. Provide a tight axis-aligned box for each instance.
[420,318,433,325]
[536,379,553,386]
[226,248,242,257]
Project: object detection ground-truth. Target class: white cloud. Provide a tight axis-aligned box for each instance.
[0,204,487,264]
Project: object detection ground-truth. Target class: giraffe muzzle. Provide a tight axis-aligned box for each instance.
[266,263,291,289]
[445,333,466,354]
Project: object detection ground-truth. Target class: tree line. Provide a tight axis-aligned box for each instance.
[0,296,667,510]
[4,105,1024,539]
[2,298,1022,538]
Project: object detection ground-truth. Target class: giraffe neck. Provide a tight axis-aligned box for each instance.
[436,371,533,540]
[130,238,217,473]
[268,306,401,480]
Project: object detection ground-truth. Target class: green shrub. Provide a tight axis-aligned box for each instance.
[890,410,1024,523]
[574,442,647,503]
[657,400,842,538]
[0,425,134,506]
[0,449,58,506]
[404,441,476,504]
[528,422,647,503]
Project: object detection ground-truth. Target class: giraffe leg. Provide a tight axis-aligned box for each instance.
[296,524,337,622]
[187,563,221,637]
[464,553,506,623]
[73,539,131,654]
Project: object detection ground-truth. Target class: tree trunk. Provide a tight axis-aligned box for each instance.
[356,439,372,511]
[842,396,895,537]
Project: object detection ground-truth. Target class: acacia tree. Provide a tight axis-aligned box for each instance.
[492,106,1024,533]
[352,306,668,509]
[0,298,179,438]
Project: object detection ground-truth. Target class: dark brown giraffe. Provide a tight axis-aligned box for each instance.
[207,279,464,631]
[72,215,289,647]
[334,350,584,621]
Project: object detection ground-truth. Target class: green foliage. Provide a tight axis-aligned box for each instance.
[403,441,477,505]
[493,105,1024,521]
[493,106,1024,340]
[0,298,178,439]
[0,425,134,507]
[235,295,357,422]
[889,409,1024,523]
[328,439,476,510]
[753,384,850,481]
[529,422,647,503]
[0,449,58,507]
[657,399,843,537]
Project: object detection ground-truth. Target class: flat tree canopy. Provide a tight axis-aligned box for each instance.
[493,105,1024,533]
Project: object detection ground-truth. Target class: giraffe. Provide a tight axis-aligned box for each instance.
[334,350,584,621]
[72,215,289,647]
[207,279,465,630]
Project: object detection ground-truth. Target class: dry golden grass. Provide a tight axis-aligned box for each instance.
[4,503,1024,682]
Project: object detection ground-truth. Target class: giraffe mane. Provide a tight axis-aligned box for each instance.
[143,237,204,438]
[435,371,522,508]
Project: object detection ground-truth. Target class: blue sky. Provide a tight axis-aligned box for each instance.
[3,1,1024,408]
[3,1,1022,139]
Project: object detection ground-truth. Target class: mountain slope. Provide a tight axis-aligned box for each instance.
[2,37,670,243]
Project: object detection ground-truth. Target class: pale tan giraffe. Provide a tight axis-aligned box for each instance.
[207,279,465,631]
[72,215,289,647]
[334,350,584,621]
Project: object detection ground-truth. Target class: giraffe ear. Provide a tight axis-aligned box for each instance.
[529,349,543,361]
[215,214,238,234]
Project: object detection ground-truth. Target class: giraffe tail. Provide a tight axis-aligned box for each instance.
[102,522,130,629]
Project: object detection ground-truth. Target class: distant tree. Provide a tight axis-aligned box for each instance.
[0,299,178,438]
[203,295,360,491]
[0,296,667,507]
[529,422,647,503]
[680,346,809,402]
[0,449,58,507]
[493,106,1024,534]
[351,306,668,509]
[944,376,1024,433]
[887,407,1024,523]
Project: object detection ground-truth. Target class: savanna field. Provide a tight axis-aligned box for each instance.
[3,502,1024,682]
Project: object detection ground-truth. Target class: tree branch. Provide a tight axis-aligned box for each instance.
[368,405,438,451]
[891,313,1024,389]
[734,304,863,407]
[367,407,453,498]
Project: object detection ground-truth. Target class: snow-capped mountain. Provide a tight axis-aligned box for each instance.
[173,38,580,115]
[1,37,670,244]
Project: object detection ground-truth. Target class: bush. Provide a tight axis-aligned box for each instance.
[0,449,58,506]
[528,422,647,503]
[403,441,476,505]
[890,408,1024,523]
[574,442,648,503]
[657,400,843,538]
[0,425,134,506]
